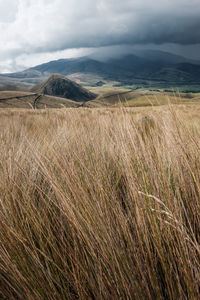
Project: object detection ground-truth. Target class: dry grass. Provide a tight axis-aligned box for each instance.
[0,104,200,299]
[0,91,79,109]
[86,90,200,108]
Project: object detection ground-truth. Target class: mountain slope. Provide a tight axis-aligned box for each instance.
[28,51,200,81]
[1,50,200,88]
[0,90,80,109]
[31,74,97,102]
[133,50,200,65]
[18,53,200,84]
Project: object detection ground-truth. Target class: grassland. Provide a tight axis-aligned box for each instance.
[1,85,200,109]
[0,91,79,109]
[85,89,200,107]
[0,103,200,299]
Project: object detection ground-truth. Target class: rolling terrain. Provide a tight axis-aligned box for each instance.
[1,50,200,91]
[84,89,200,107]
[0,75,97,108]
[1,86,200,109]
[0,91,80,109]
[0,50,200,109]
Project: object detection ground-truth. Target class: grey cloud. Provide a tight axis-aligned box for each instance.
[0,0,200,72]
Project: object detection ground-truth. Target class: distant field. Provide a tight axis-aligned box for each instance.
[1,88,200,109]
[0,91,80,108]
[0,104,200,299]
[114,91,200,107]
[85,89,200,107]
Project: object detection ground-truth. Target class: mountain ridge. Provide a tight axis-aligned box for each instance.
[1,50,200,88]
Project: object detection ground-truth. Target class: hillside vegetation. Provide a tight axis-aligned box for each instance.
[0,104,200,299]
[1,88,200,109]
[1,50,200,90]
[31,74,96,102]
[0,75,97,108]
[0,91,80,109]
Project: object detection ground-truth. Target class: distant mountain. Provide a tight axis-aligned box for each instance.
[31,74,96,102]
[133,50,200,65]
[30,57,126,80]
[1,50,200,88]
[32,57,108,75]
[18,51,200,83]
[147,62,200,83]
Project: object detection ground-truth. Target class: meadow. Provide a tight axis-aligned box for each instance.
[0,104,200,299]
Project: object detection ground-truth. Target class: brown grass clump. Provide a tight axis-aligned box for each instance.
[0,105,200,299]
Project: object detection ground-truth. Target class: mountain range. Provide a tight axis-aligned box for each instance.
[1,50,200,89]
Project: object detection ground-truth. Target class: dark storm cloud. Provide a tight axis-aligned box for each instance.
[0,0,200,72]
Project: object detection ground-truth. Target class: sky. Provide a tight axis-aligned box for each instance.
[0,0,200,73]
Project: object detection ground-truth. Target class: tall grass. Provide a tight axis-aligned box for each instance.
[0,106,200,299]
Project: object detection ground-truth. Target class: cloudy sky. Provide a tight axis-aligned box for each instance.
[0,0,200,73]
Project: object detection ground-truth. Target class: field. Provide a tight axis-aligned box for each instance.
[0,91,79,109]
[85,89,200,107]
[1,88,200,109]
[0,103,200,299]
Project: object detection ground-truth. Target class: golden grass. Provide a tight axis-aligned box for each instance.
[0,91,79,109]
[1,89,200,109]
[86,90,200,107]
[117,94,200,107]
[0,104,200,299]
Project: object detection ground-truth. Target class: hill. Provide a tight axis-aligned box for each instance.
[0,90,81,109]
[84,90,200,107]
[31,74,96,102]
